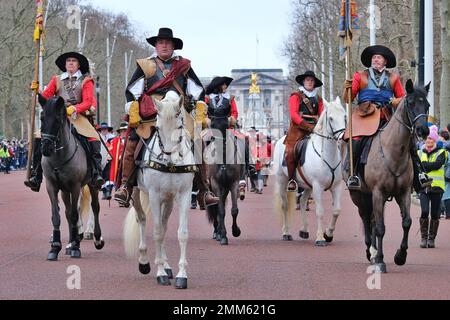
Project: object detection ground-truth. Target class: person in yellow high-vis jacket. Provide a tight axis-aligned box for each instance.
[417,125,447,248]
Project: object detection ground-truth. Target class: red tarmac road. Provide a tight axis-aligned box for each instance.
[1,171,449,300]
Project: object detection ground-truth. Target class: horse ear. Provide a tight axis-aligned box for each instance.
[56,96,65,107]
[38,93,47,107]
[153,97,162,112]
[335,96,341,105]
[322,98,329,105]
[405,79,414,94]
[425,81,431,93]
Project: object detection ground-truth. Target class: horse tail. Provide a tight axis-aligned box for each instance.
[79,185,91,222]
[123,191,151,257]
[207,204,218,225]
[123,207,140,257]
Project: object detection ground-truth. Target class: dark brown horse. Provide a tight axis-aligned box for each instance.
[344,79,430,273]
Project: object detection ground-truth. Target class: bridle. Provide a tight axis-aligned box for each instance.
[379,94,429,178]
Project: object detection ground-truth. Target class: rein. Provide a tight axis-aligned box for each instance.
[379,97,426,178]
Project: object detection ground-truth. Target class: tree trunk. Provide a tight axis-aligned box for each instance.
[412,0,420,82]
[440,0,450,127]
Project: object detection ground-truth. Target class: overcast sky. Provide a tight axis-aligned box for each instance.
[82,0,293,78]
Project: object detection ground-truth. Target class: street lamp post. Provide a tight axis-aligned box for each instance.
[106,35,116,126]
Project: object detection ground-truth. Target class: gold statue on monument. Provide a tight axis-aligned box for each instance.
[249,72,260,94]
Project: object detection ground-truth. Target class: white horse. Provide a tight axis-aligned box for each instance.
[123,91,195,289]
[274,97,347,246]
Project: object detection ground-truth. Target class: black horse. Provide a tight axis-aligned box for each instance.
[39,95,104,260]
[205,119,246,245]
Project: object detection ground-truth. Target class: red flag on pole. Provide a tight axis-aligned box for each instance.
[338,0,360,60]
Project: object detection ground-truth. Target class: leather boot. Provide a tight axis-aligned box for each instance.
[114,138,138,206]
[427,219,439,248]
[89,141,104,190]
[24,138,43,192]
[419,217,429,248]
[347,139,362,190]
[285,144,298,192]
[195,162,219,209]
[191,192,198,209]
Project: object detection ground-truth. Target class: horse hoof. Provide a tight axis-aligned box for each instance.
[394,249,407,266]
[299,231,309,239]
[232,226,241,238]
[139,263,151,275]
[165,268,173,279]
[70,249,81,258]
[47,252,59,261]
[47,246,61,261]
[372,263,387,273]
[220,237,228,245]
[175,277,187,289]
[315,240,327,247]
[215,234,221,241]
[79,233,84,241]
[157,276,171,286]
[323,232,333,243]
[84,232,94,241]
[94,238,105,250]
[282,234,293,241]
[212,232,218,240]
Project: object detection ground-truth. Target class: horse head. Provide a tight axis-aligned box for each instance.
[404,79,431,139]
[317,96,347,140]
[154,91,183,129]
[39,95,67,156]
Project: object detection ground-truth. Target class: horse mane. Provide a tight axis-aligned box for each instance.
[158,92,181,122]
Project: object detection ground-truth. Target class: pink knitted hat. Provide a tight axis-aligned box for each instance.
[428,125,439,141]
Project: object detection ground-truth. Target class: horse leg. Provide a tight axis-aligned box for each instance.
[350,191,374,262]
[324,183,343,243]
[47,186,62,261]
[394,191,412,266]
[371,189,386,273]
[275,175,292,241]
[218,191,228,245]
[150,196,170,286]
[299,188,312,240]
[160,200,174,279]
[231,183,241,238]
[131,189,150,275]
[62,192,73,255]
[312,184,326,246]
[69,188,82,258]
[175,188,190,289]
[89,186,104,250]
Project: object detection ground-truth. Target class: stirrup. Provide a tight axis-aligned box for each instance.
[114,186,130,205]
[347,175,361,190]
[286,179,298,192]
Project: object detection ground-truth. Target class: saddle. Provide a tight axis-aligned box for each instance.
[294,136,310,167]
[343,106,380,140]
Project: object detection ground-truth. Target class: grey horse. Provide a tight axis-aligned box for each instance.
[343,80,430,273]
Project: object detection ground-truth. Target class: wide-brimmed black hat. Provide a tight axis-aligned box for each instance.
[146,28,183,50]
[206,76,233,95]
[96,122,113,132]
[117,122,128,132]
[361,45,396,68]
[295,71,323,88]
[55,52,90,74]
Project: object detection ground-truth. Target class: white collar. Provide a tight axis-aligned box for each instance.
[209,92,230,100]
[150,51,179,61]
[60,70,82,80]
[371,66,386,73]
[299,86,318,98]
